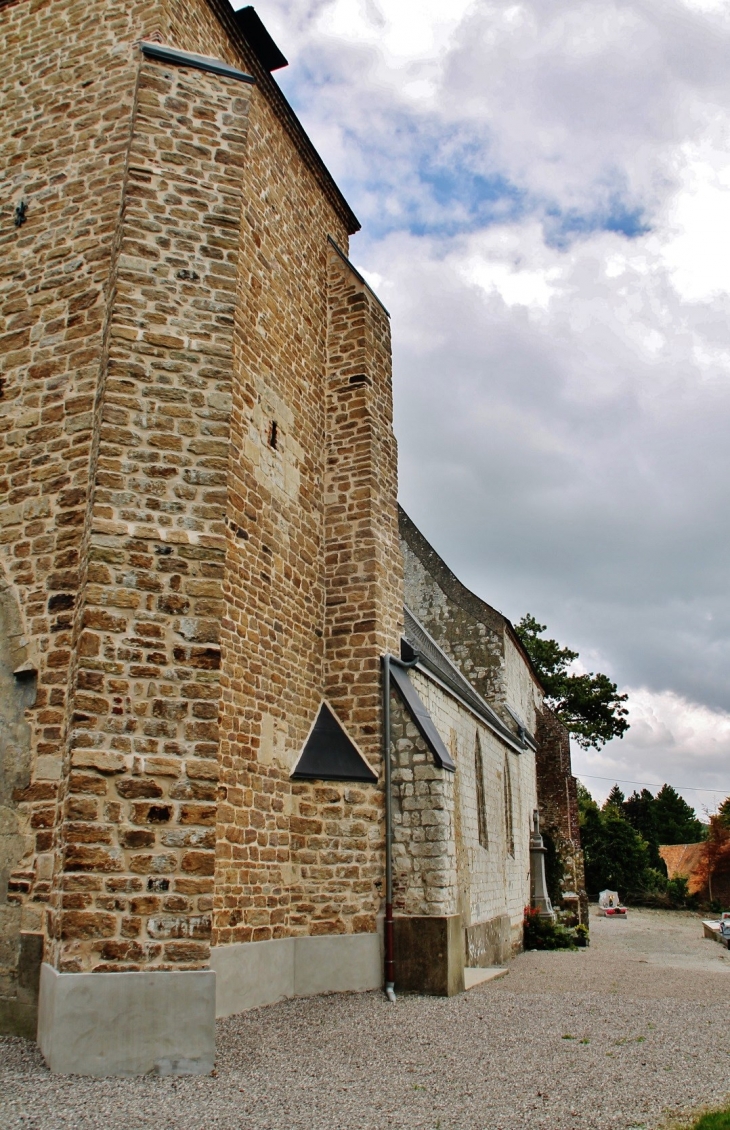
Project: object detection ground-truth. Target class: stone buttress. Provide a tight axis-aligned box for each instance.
[1,0,402,1075]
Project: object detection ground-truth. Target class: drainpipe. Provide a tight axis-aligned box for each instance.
[382,651,418,1003]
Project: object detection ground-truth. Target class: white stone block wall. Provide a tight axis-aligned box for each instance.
[503,632,542,733]
[391,669,537,938]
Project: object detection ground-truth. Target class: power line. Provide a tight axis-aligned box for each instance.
[577,772,727,796]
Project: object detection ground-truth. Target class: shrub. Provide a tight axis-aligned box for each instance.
[666,875,690,906]
[574,923,589,947]
[523,906,577,951]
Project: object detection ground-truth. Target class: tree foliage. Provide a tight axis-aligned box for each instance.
[515,614,629,750]
[696,814,730,903]
[652,784,705,845]
[718,796,730,828]
[577,781,705,903]
[577,783,651,897]
[623,787,664,869]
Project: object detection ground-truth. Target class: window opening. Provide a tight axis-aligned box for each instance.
[503,756,514,857]
[268,420,278,449]
[475,731,488,849]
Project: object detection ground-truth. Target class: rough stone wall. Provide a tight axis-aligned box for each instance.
[390,688,457,919]
[0,0,184,983]
[535,708,586,916]
[502,632,540,735]
[213,109,398,941]
[400,514,505,707]
[391,667,537,958]
[399,512,585,936]
[52,56,253,975]
[0,575,38,1030]
[2,0,394,987]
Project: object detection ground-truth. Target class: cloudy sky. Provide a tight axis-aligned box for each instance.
[238,0,730,817]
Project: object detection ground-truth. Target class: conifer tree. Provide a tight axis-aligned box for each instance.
[653,784,705,845]
[605,784,625,809]
[624,788,664,869]
[515,614,629,749]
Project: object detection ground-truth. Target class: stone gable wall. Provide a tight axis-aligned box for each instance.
[401,537,505,708]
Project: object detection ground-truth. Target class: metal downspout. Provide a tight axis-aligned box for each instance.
[382,651,418,1003]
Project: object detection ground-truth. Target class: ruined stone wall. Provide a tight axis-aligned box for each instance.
[400,509,542,738]
[535,708,586,916]
[400,514,505,707]
[391,667,537,962]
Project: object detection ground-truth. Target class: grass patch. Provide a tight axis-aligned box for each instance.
[664,1108,730,1130]
[688,1114,730,1130]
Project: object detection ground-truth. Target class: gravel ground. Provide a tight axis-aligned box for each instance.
[2,908,729,1130]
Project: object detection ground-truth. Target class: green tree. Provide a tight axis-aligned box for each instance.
[515,614,629,749]
[600,805,652,894]
[653,784,705,844]
[605,784,625,809]
[577,781,653,899]
[624,788,665,870]
[717,796,730,829]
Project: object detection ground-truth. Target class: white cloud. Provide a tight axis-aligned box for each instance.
[247,0,730,800]
[574,688,730,818]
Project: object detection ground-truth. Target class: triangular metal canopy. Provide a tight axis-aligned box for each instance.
[290,702,377,783]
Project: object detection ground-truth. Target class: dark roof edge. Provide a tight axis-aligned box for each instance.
[398,504,545,694]
[389,663,456,772]
[205,0,360,236]
[327,237,390,317]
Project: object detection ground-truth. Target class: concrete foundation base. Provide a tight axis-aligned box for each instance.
[37,963,216,1077]
[465,914,512,967]
[464,966,508,989]
[210,931,383,1017]
[393,914,465,996]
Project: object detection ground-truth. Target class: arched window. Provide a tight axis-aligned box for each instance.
[474,731,488,848]
[503,756,514,857]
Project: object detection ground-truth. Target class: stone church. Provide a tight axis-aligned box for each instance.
[0,0,584,1075]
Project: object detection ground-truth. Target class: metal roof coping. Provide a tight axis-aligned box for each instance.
[140,41,255,84]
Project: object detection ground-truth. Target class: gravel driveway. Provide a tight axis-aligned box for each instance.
[2,908,729,1130]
